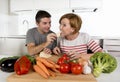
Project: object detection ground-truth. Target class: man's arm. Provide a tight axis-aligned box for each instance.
[27,42,50,55]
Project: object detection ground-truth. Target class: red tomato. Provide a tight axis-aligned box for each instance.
[57,58,65,65]
[59,63,70,73]
[62,54,70,61]
[57,54,70,65]
[69,59,78,66]
[71,64,83,75]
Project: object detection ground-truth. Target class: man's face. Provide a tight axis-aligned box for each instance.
[37,17,51,34]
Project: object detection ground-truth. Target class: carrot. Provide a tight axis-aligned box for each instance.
[50,68,60,73]
[33,65,48,79]
[36,61,50,76]
[46,59,60,69]
[48,69,56,77]
[46,59,56,65]
[36,57,54,68]
[54,64,60,69]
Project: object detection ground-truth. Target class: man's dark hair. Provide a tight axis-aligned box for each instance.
[35,10,51,23]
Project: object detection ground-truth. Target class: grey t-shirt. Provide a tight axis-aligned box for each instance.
[26,27,56,50]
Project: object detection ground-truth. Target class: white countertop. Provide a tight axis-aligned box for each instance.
[0,56,120,82]
[96,57,120,82]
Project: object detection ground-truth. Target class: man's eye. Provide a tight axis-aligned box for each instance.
[43,22,47,25]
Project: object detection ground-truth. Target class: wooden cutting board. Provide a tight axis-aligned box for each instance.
[7,55,97,82]
[7,71,97,82]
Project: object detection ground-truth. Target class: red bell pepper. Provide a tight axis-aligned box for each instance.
[14,56,31,75]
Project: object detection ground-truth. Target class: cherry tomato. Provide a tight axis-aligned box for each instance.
[71,64,83,75]
[57,58,65,65]
[62,54,70,61]
[57,54,70,65]
[69,59,78,66]
[59,63,70,73]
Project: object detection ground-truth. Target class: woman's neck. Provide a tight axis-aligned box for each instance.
[65,32,79,40]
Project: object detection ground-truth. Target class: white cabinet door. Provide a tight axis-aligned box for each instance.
[10,0,34,12]
[103,39,120,57]
[0,38,27,56]
[10,0,69,13]
[34,0,69,9]
[70,0,102,8]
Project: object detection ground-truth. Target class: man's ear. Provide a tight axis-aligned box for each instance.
[36,22,39,26]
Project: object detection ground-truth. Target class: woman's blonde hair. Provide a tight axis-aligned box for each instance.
[59,13,82,34]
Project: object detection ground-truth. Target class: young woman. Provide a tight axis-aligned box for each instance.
[53,13,103,60]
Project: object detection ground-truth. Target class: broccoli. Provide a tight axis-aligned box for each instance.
[90,52,117,77]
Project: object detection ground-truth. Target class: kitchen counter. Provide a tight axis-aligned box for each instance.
[96,57,120,82]
[0,56,120,82]
[0,35,26,39]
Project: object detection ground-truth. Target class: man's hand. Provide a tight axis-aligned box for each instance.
[43,48,52,54]
[46,33,57,44]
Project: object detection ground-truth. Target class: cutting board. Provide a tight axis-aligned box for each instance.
[7,55,97,82]
[7,71,97,82]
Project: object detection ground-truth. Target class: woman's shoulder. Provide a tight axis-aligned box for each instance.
[79,32,90,37]
[79,32,91,43]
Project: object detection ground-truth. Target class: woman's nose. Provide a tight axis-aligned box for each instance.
[59,25,62,31]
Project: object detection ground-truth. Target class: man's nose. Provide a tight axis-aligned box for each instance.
[47,23,51,27]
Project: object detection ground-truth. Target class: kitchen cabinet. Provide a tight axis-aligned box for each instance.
[103,39,120,57]
[70,0,102,9]
[10,0,69,13]
[34,0,69,9]
[10,0,34,13]
[0,37,27,56]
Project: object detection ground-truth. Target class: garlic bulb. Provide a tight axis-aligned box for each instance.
[83,64,92,74]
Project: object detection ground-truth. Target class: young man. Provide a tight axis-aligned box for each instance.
[26,10,57,55]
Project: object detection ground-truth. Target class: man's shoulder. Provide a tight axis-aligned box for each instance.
[27,27,37,33]
[29,27,37,31]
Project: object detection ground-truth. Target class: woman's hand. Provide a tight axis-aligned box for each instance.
[67,51,81,60]
[43,48,52,54]
[53,47,61,55]
[67,51,94,60]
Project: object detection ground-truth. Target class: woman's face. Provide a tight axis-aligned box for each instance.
[59,18,74,37]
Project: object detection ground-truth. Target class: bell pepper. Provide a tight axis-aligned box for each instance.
[14,55,31,75]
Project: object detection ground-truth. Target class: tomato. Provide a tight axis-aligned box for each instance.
[57,58,65,65]
[71,64,83,75]
[69,59,78,66]
[59,63,70,73]
[57,54,70,65]
[62,54,70,61]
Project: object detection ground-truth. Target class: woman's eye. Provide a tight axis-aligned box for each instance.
[62,24,66,27]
